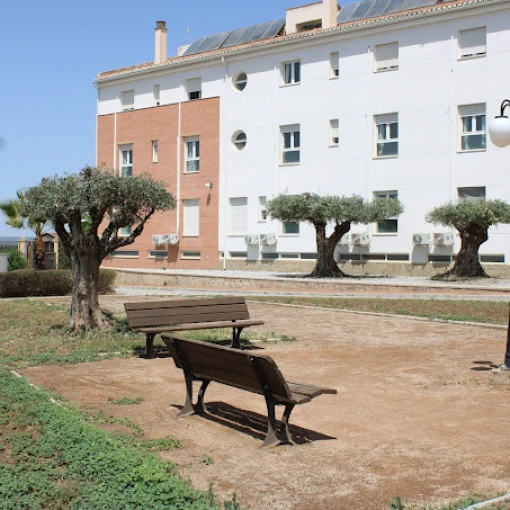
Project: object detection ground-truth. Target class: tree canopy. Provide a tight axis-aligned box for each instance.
[426,199,510,277]
[21,166,176,330]
[268,193,403,277]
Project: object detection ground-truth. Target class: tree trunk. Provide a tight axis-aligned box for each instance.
[69,248,108,331]
[34,234,45,270]
[309,222,349,278]
[445,226,488,278]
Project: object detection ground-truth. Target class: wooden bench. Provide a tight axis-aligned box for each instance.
[163,336,337,448]
[124,297,264,358]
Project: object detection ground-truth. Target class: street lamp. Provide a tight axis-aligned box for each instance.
[489,100,510,369]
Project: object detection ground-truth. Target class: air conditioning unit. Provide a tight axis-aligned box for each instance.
[412,233,431,245]
[167,233,179,245]
[152,234,164,245]
[159,234,171,244]
[244,234,260,245]
[261,233,278,246]
[351,233,370,246]
[339,234,350,246]
[433,233,454,246]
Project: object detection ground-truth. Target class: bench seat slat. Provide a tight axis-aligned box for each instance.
[287,382,338,398]
[125,297,246,312]
[140,319,264,334]
[130,312,253,329]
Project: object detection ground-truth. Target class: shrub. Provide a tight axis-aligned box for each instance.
[7,250,28,271]
[0,269,116,297]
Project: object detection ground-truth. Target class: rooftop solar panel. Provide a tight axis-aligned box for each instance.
[349,0,377,21]
[337,2,361,23]
[366,0,392,18]
[418,0,438,7]
[384,0,406,15]
[403,0,423,10]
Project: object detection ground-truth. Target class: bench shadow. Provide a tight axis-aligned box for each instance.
[471,360,500,371]
[171,401,337,445]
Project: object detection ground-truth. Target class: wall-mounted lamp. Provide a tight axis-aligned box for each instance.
[205,182,213,189]
[489,99,510,147]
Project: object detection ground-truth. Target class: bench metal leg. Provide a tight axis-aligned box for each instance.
[261,397,280,448]
[280,404,296,446]
[146,333,156,359]
[195,380,210,414]
[179,372,196,417]
[231,326,245,349]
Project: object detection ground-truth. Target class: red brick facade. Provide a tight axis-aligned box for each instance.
[97,98,220,269]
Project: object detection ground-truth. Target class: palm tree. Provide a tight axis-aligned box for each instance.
[0,192,51,270]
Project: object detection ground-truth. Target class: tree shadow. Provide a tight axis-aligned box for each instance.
[171,401,337,445]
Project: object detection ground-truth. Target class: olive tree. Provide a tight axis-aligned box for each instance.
[267,193,403,277]
[22,166,176,330]
[426,199,510,278]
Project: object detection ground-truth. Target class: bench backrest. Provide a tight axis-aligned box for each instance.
[125,297,250,329]
[164,337,293,402]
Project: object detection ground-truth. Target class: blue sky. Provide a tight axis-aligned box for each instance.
[0,0,335,237]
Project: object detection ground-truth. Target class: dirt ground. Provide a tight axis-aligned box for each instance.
[23,298,510,510]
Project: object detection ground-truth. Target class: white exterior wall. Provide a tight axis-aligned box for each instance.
[96,0,510,266]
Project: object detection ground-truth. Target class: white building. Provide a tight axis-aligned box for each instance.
[95,0,510,275]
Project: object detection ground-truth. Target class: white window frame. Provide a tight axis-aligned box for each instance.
[153,84,160,106]
[457,187,486,203]
[459,104,486,152]
[119,144,133,176]
[181,250,201,260]
[330,52,339,78]
[330,119,339,146]
[375,113,398,158]
[281,221,300,235]
[280,125,300,165]
[258,196,268,222]
[229,197,248,235]
[459,27,486,59]
[184,136,200,173]
[374,42,399,72]
[373,191,398,234]
[120,90,134,111]
[186,78,202,100]
[183,199,200,237]
[152,140,158,163]
[118,225,132,237]
[282,60,301,85]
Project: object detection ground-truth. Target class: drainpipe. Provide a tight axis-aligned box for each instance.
[113,91,118,172]
[221,56,228,270]
[176,97,182,235]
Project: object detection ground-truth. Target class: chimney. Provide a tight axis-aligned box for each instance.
[322,0,339,29]
[154,21,168,64]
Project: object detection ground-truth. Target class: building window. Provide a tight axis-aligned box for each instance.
[459,104,486,151]
[153,84,160,106]
[186,78,202,100]
[119,145,133,176]
[330,119,339,146]
[152,140,158,163]
[458,187,486,203]
[259,196,268,222]
[281,125,300,164]
[375,42,398,71]
[233,72,247,91]
[183,199,199,236]
[120,90,134,110]
[232,131,247,151]
[375,113,398,157]
[374,191,398,233]
[119,225,132,237]
[229,197,248,235]
[110,250,139,258]
[459,27,486,59]
[330,52,339,78]
[185,136,200,173]
[282,60,301,85]
[149,250,168,259]
[282,221,300,235]
[181,250,201,259]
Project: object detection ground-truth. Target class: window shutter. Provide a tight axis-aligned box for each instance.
[460,27,486,56]
[186,78,202,93]
[183,199,199,236]
[376,42,398,70]
[230,198,248,235]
